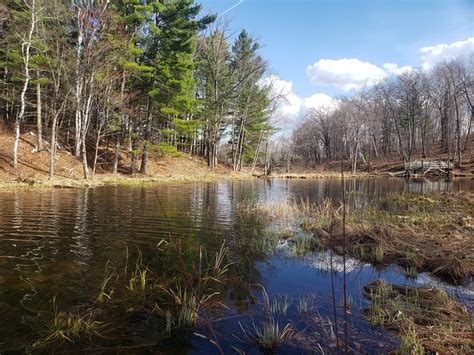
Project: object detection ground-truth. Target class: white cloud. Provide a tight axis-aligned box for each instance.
[302,93,338,112]
[383,63,414,75]
[263,75,302,116]
[261,75,336,133]
[306,58,417,91]
[305,37,474,92]
[420,37,474,70]
[306,58,387,91]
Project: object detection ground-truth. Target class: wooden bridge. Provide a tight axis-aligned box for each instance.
[389,160,451,177]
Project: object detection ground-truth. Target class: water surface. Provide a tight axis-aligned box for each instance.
[0,177,473,353]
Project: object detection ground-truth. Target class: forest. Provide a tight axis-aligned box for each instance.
[290,58,473,173]
[1,0,274,180]
[1,1,473,182]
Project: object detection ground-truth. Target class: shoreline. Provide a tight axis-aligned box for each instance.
[1,170,472,191]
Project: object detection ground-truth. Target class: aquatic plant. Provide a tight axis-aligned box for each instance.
[96,261,115,303]
[340,294,354,312]
[236,197,323,224]
[404,265,418,279]
[128,264,150,295]
[44,299,105,344]
[366,282,388,325]
[297,295,311,314]
[47,312,101,342]
[373,245,385,264]
[170,286,199,327]
[288,237,315,256]
[212,242,232,280]
[165,310,173,335]
[252,320,293,351]
[269,295,290,316]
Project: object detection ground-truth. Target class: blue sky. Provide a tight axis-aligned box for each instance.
[199,0,474,97]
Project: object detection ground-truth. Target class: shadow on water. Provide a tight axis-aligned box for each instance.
[0,177,473,353]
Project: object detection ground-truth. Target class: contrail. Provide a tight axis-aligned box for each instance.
[218,0,245,18]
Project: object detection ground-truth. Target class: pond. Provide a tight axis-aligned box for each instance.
[0,177,473,353]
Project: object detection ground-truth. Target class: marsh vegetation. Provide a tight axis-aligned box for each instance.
[236,187,474,353]
[365,280,473,353]
[240,191,474,284]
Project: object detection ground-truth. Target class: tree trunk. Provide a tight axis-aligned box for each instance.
[251,131,264,174]
[237,130,245,171]
[263,140,270,176]
[463,109,473,151]
[440,108,449,152]
[13,0,36,169]
[140,144,148,174]
[74,7,84,157]
[113,75,126,174]
[351,145,358,175]
[36,77,43,151]
[454,96,461,167]
[131,138,137,175]
[49,110,58,180]
[80,89,93,180]
[92,127,101,180]
[285,145,293,173]
[81,136,89,180]
[113,133,121,174]
[13,112,21,169]
[140,98,152,174]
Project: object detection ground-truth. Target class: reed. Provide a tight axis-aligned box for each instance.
[303,192,474,284]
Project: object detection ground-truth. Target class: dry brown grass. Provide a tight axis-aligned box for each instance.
[237,193,473,283]
[304,193,474,284]
[236,198,330,224]
[364,280,473,354]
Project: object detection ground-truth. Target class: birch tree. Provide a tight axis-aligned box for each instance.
[13,0,37,169]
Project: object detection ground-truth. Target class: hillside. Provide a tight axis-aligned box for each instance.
[0,128,248,187]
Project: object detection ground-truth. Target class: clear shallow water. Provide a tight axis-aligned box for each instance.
[0,178,473,353]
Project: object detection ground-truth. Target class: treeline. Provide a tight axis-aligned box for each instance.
[291,58,473,172]
[0,0,274,179]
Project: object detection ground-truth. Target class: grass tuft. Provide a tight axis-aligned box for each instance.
[269,295,290,316]
[45,310,103,343]
[253,320,293,351]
